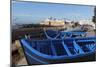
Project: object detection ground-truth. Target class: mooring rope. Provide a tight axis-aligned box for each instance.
[43,28,61,40]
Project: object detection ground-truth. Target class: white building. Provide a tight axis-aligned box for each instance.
[79,20,95,29]
[40,18,65,26]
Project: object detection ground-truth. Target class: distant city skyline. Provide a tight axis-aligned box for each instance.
[12,1,95,24]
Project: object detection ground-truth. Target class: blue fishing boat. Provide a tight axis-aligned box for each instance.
[43,29,87,39]
[20,30,96,65]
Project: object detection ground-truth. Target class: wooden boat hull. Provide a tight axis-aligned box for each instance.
[20,36,96,65]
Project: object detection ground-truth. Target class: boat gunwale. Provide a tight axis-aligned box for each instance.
[27,36,96,41]
[20,38,96,60]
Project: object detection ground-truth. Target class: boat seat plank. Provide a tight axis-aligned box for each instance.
[62,41,72,56]
[73,40,84,54]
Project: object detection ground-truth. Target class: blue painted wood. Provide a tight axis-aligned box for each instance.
[50,40,57,56]
[62,41,72,56]
[20,30,96,65]
[73,40,84,54]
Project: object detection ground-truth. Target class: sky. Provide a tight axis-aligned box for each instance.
[12,1,95,24]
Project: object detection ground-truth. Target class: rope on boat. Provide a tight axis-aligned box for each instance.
[43,28,68,40]
[60,32,67,39]
[43,28,61,40]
